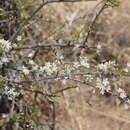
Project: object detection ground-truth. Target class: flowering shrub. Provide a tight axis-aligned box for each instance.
[0,0,129,129]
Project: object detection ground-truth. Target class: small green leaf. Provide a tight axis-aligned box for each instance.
[109,0,120,6]
[119,71,126,76]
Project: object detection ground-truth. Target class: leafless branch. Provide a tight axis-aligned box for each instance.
[8,71,130,84]
[12,43,71,50]
[82,0,108,46]
[53,85,78,94]
[12,42,106,51]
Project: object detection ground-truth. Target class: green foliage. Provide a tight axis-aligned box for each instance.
[72,34,80,40]
[96,20,102,25]
[119,71,127,77]
[17,2,35,12]
[0,8,6,16]
[0,76,5,86]
[109,0,120,6]
[14,112,24,120]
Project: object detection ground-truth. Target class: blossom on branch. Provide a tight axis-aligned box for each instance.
[117,88,127,99]
[95,77,111,95]
[0,39,12,52]
[42,62,58,75]
[22,66,30,75]
[80,56,90,68]
[97,61,116,71]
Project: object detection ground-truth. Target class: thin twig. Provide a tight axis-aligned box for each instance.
[53,85,78,94]
[82,1,108,46]
[12,43,71,50]
[12,42,106,50]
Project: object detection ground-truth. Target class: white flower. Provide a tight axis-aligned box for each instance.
[32,65,39,71]
[75,44,80,49]
[39,66,44,72]
[1,57,9,63]
[42,62,58,75]
[97,44,102,50]
[96,77,111,95]
[127,99,130,104]
[123,62,130,72]
[117,88,127,99]
[60,55,64,60]
[80,56,90,68]
[123,68,129,73]
[96,44,102,53]
[62,79,67,85]
[4,86,19,99]
[84,74,93,81]
[29,60,35,65]
[17,35,22,41]
[98,63,107,71]
[97,61,116,71]
[59,55,64,60]
[0,39,12,52]
[127,63,130,68]
[27,51,35,58]
[22,66,30,75]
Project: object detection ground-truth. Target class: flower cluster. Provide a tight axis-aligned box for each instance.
[0,57,9,65]
[80,56,90,68]
[117,88,127,99]
[4,86,19,100]
[123,62,130,72]
[0,38,129,109]
[84,74,93,82]
[0,39,12,52]
[22,66,30,75]
[96,44,102,53]
[95,77,111,95]
[18,66,30,75]
[42,62,58,75]
[97,61,116,71]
